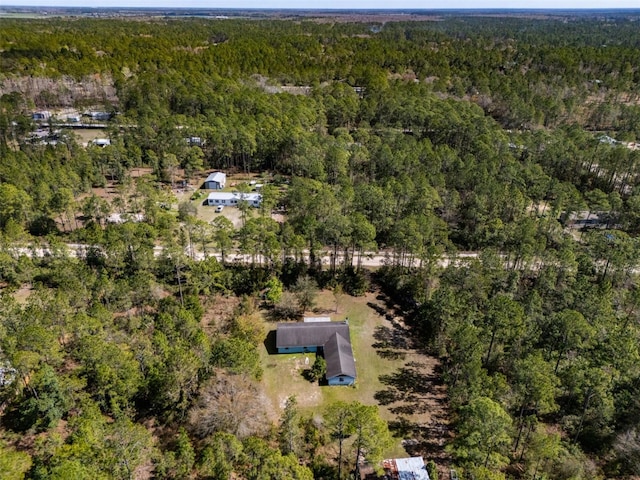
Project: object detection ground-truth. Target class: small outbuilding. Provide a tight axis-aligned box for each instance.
[88,111,111,121]
[32,111,51,121]
[204,171,226,190]
[185,136,203,147]
[92,138,111,147]
[382,457,430,480]
[303,316,332,323]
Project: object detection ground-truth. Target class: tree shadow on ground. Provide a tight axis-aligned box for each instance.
[376,348,406,360]
[368,288,452,474]
[404,423,453,468]
[375,362,442,415]
[385,417,452,476]
[368,300,408,325]
[372,324,412,351]
[375,359,452,471]
[368,292,418,355]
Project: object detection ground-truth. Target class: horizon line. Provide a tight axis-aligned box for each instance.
[3,6,640,10]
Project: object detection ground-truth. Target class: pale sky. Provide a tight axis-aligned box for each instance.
[3,0,640,10]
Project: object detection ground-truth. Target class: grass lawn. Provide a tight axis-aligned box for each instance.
[259,290,413,457]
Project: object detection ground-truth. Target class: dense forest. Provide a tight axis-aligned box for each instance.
[2,10,640,480]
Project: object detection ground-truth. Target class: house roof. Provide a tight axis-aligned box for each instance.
[207,192,262,202]
[276,322,356,380]
[276,322,350,349]
[324,332,356,379]
[205,171,226,183]
[382,457,430,480]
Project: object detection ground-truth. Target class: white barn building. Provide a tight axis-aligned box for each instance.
[203,172,226,190]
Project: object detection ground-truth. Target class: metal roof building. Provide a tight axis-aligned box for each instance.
[382,457,430,480]
[324,331,357,384]
[206,191,262,207]
[276,321,350,350]
[276,321,356,385]
[203,171,226,189]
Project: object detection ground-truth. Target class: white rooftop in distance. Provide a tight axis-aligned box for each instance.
[382,457,430,480]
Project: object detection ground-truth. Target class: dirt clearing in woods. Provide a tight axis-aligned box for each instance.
[200,294,241,335]
[359,290,452,475]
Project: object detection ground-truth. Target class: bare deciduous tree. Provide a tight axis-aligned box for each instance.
[189,371,268,440]
[614,428,640,474]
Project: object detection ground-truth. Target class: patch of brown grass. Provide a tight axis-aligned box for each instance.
[11,284,33,304]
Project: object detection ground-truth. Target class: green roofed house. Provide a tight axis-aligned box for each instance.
[276,321,356,386]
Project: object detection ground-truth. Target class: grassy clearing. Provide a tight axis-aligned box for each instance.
[259,288,449,463]
[260,291,404,416]
[10,284,33,305]
[176,171,265,228]
[258,290,412,458]
[315,292,403,416]
[71,128,108,145]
